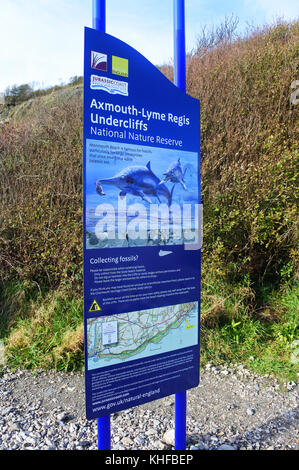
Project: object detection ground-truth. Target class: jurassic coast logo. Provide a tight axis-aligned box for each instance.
[90,50,129,96]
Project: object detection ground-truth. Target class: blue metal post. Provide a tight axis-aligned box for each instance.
[174,0,186,92]
[92,0,106,32]
[174,0,187,450]
[175,392,187,450]
[92,0,110,451]
[97,414,111,450]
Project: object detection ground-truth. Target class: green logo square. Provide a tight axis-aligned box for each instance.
[112,56,129,77]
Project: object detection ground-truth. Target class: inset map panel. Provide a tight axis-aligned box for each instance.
[87,302,198,370]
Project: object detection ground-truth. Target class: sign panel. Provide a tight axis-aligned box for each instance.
[83,27,201,420]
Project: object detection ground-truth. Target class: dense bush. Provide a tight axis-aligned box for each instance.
[187,21,299,291]
[0,91,83,289]
[4,77,84,107]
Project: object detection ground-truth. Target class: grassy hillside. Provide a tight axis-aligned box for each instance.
[0,21,298,379]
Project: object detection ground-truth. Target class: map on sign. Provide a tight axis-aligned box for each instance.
[87,302,198,370]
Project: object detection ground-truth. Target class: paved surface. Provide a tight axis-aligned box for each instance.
[0,363,298,450]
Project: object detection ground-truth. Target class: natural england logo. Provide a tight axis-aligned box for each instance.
[112,55,129,77]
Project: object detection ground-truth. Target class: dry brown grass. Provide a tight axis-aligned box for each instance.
[0,93,83,288]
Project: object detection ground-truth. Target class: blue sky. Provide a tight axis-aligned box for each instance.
[0,0,298,92]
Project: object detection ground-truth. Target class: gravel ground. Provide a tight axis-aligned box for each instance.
[0,363,298,451]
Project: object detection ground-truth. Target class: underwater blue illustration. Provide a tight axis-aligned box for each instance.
[85,139,198,248]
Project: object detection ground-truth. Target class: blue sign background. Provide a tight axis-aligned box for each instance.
[83,27,200,420]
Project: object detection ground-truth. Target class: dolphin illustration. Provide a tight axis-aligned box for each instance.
[159,158,187,190]
[96,161,174,205]
[95,181,106,196]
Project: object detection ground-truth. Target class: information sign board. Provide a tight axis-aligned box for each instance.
[83,27,200,420]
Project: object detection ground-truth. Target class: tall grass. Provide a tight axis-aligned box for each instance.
[0,91,83,289]
[2,286,84,371]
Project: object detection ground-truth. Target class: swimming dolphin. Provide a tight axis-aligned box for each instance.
[95,181,106,196]
[96,161,174,205]
[159,158,187,190]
